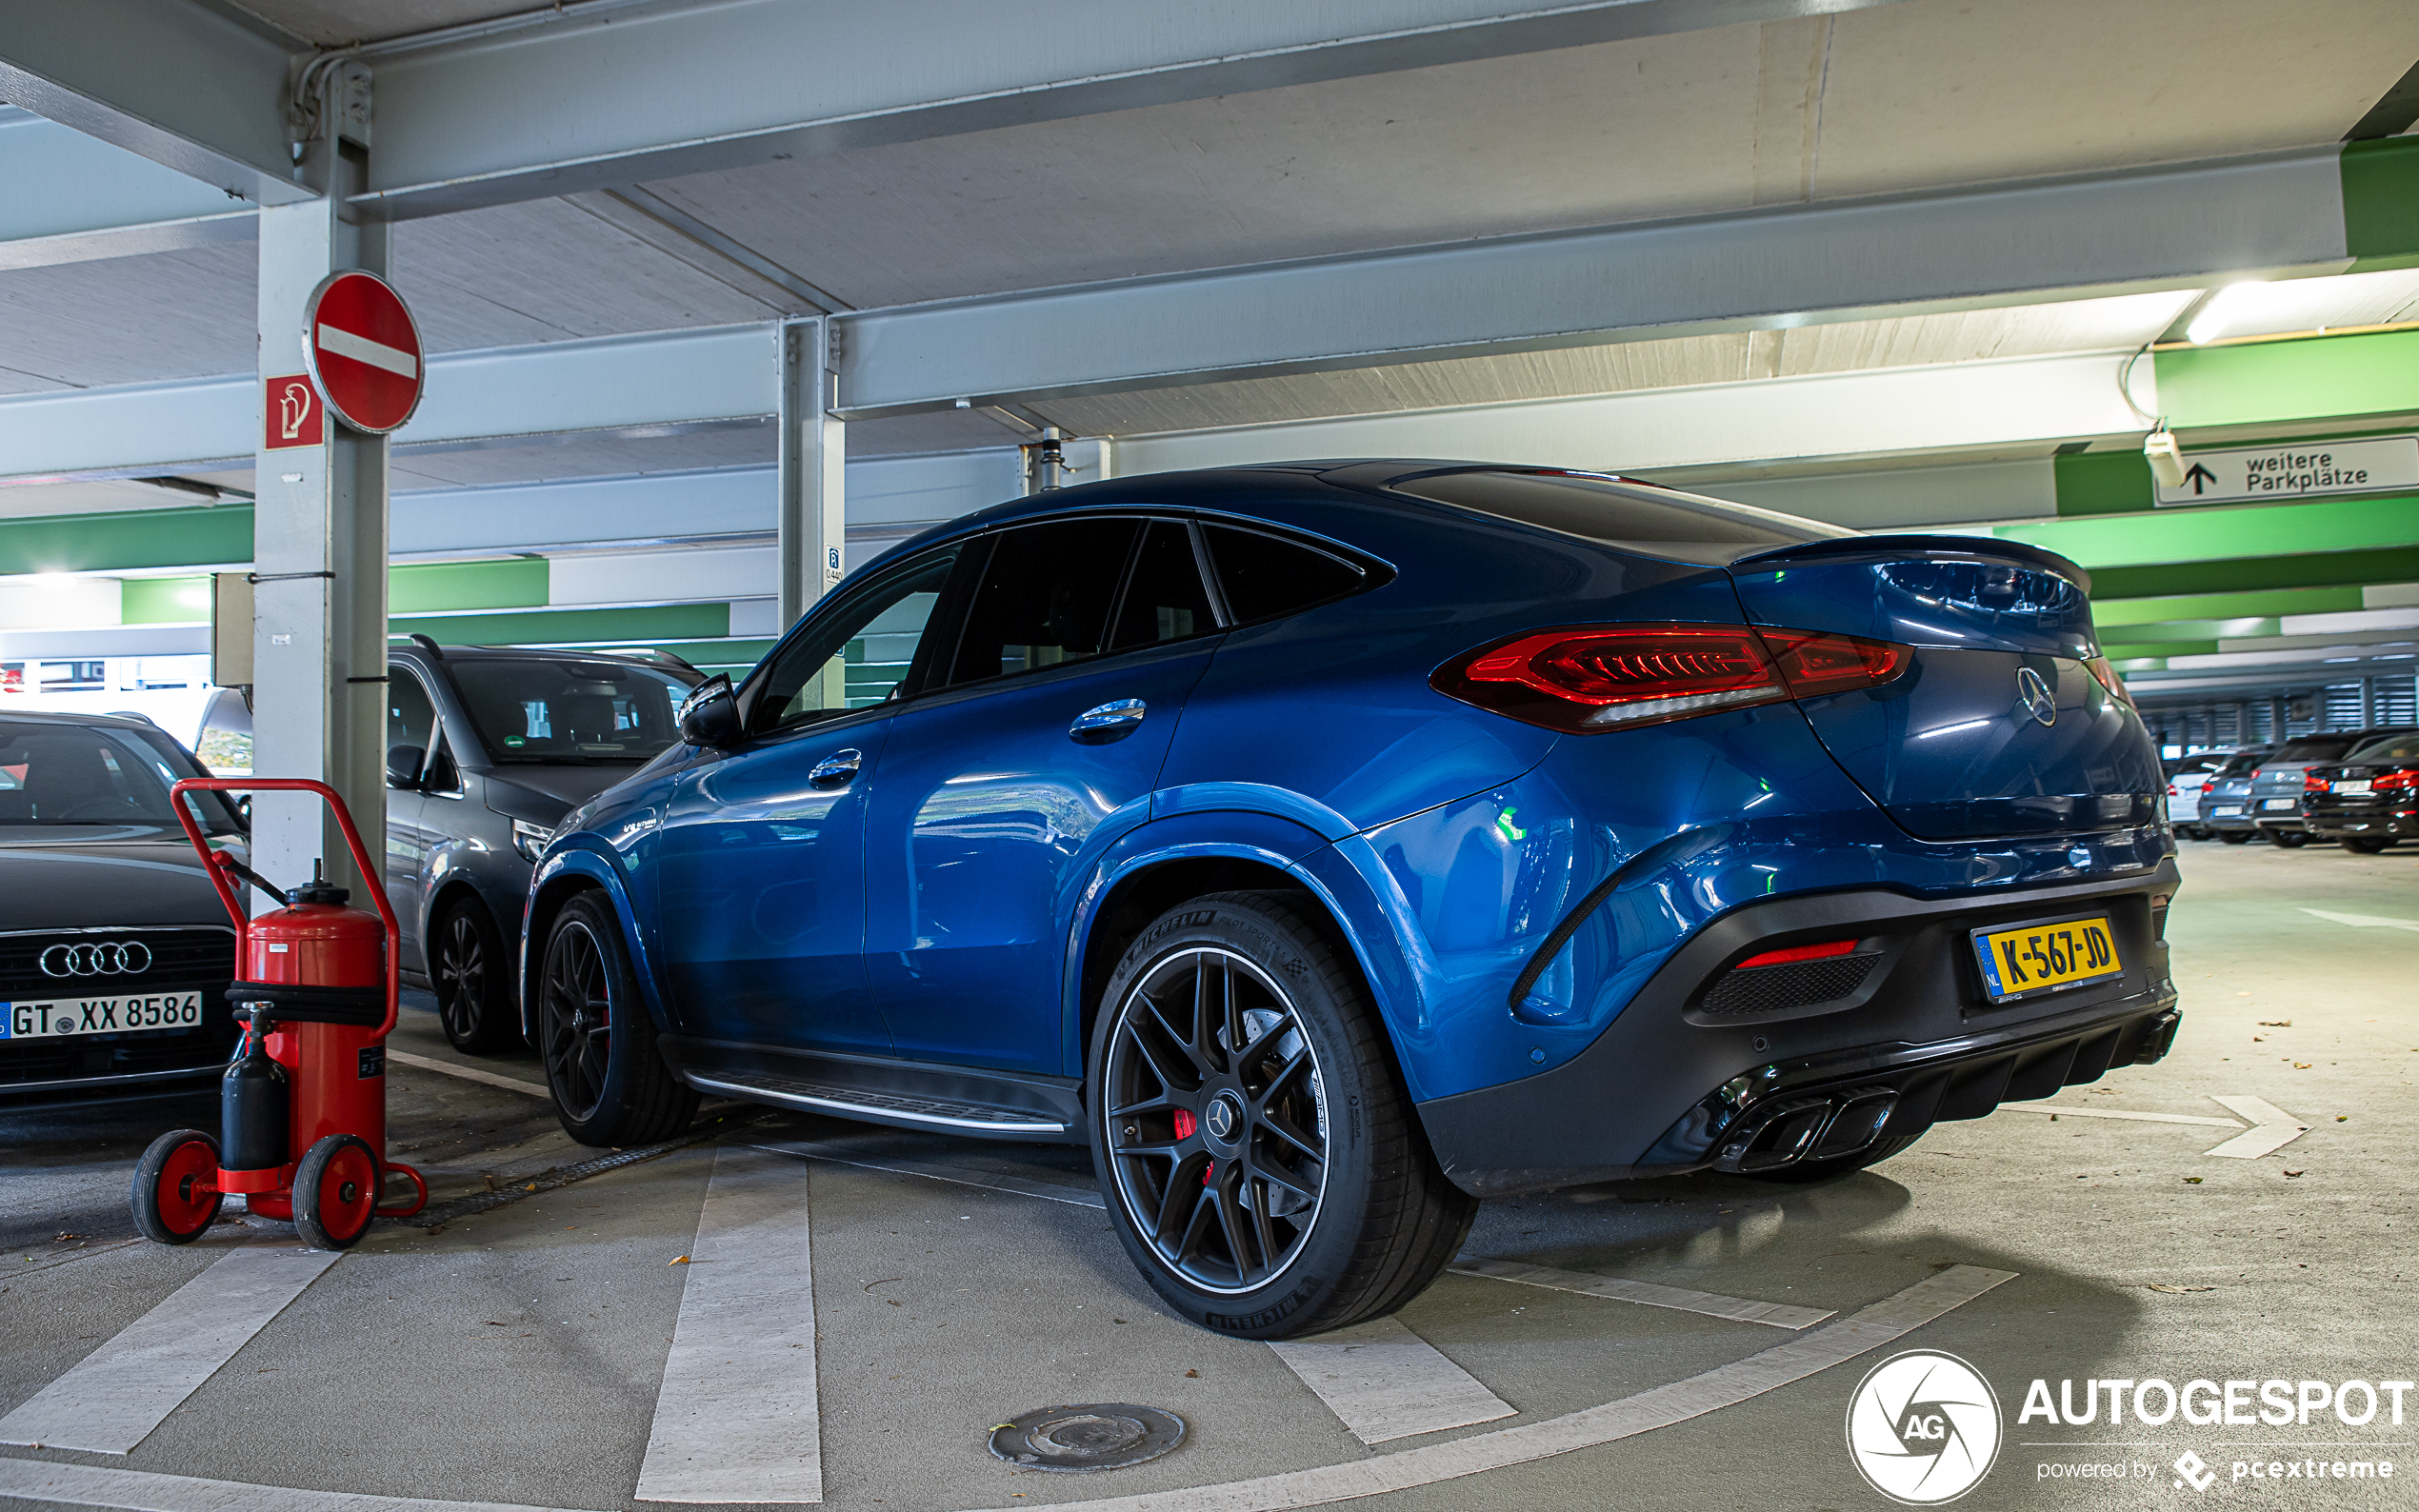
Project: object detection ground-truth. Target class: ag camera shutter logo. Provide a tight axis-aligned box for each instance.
[1847,1350,2003,1504]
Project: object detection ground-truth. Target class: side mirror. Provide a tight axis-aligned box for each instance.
[386,744,425,789]
[677,675,741,747]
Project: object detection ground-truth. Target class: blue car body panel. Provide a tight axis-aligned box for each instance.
[527,463,2179,1188]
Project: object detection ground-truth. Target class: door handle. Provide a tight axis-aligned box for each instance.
[807,748,862,787]
[1070,698,1148,743]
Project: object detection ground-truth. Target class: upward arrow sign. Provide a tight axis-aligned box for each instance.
[2182,463,2218,494]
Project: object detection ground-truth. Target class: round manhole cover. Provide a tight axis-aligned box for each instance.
[989,1403,1186,1472]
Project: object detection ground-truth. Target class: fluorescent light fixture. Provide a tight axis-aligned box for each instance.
[2186,281,2266,346]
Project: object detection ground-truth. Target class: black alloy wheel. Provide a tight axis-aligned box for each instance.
[538,892,697,1145]
[1090,891,1475,1340]
[1102,945,1329,1293]
[434,901,513,1052]
[2272,830,2309,848]
[2341,836,2391,854]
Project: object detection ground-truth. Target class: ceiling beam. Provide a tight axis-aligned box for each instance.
[0,0,309,207]
[0,107,260,269]
[353,0,1910,219]
[838,145,2352,417]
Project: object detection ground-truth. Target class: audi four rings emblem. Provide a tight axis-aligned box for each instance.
[2014,666,2057,728]
[37,941,152,977]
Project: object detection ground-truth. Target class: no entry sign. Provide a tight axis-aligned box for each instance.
[302,270,423,433]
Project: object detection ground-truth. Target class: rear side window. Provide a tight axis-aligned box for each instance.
[1110,521,1217,651]
[1203,525,1363,624]
[2273,738,2354,762]
[1388,468,1848,565]
[945,519,1140,686]
[2349,734,2419,763]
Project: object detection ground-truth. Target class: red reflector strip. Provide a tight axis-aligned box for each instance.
[1734,939,1860,969]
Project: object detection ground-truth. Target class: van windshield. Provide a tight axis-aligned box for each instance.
[450,659,696,764]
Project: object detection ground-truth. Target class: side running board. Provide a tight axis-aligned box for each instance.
[683,1070,1073,1139]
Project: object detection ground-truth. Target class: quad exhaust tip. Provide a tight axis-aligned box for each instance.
[1719,1086,1897,1173]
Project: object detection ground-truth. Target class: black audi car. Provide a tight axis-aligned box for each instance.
[0,710,249,1110]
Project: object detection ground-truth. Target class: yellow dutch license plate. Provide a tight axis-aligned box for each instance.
[1969,914,2123,1005]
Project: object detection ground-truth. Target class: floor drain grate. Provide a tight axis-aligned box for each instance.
[989,1403,1186,1472]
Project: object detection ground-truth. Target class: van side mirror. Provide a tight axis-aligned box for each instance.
[386,744,425,789]
[677,675,741,747]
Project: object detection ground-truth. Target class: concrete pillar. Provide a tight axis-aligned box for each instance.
[776,317,846,629]
[250,135,387,901]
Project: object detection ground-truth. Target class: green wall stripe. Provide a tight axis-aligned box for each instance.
[120,575,210,624]
[391,558,548,613]
[2343,135,2419,272]
[0,506,252,576]
[2089,545,2419,602]
[390,604,730,646]
[2154,329,2419,428]
[1995,494,2419,569]
[2052,450,2153,517]
[2091,586,2364,627]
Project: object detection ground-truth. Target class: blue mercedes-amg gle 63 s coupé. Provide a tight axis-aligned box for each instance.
[523,462,2179,1338]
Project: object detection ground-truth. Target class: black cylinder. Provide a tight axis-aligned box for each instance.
[220,1010,288,1172]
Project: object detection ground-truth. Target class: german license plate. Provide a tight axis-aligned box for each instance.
[2335,779,2371,794]
[1,991,205,1041]
[2210,805,2241,815]
[2262,798,2297,810]
[1970,916,2123,1005]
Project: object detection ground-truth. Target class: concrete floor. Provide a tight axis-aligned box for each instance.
[1,838,2411,1511]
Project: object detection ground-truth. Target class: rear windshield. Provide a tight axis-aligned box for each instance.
[2347,734,2419,764]
[2272,738,2355,762]
[449,659,696,764]
[0,719,242,833]
[1388,468,1852,566]
[2213,751,2269,778]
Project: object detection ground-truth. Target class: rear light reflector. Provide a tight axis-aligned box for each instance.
[2085,655,2136,710]
[1432,622,1909,733]
[1734,939,1860,969]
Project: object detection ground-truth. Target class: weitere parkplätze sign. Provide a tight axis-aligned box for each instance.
[2154,435,2418,507]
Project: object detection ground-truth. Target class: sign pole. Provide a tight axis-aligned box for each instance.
[250,123,389,904]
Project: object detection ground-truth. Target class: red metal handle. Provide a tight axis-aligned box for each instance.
[170,778,402,1039]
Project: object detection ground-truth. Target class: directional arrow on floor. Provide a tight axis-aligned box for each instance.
[2298,907,2419,932]
[2002,1094,2310,1159]
[2201,1096,2312,1160]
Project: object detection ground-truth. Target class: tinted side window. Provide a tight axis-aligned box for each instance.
[388,672,436,767]
[1110,521,1217,651]
[945,519,1140,686]
[752,547,960,733]
[1202,525,1363,624]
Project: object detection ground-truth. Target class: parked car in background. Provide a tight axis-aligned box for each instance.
[2303,731,2419,852]
[2164,750,2243,840]
[2249,729,2419,847]
[522,462,2177,1339]
[2199,749,2273,843]
[0,711,250,1109]
[383,639,701,1053]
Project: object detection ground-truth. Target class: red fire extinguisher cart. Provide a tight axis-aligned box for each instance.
[132,778,427,1249]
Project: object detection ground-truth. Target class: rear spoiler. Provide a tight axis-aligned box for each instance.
[1729,533,2090,594]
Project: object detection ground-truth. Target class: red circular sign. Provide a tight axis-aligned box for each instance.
[302,270,423,434]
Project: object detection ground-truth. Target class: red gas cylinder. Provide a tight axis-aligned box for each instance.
[233,866,390,1220]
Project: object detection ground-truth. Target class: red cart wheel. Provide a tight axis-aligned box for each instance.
[293,1133,379,1251]
[132,1129,223,1244]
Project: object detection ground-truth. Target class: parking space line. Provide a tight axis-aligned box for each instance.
[0,1459,608,1512]
[1267,1315,1516,1444]
[1449,1257,1834,1330]
[386,1048,550,1098]
[750,1139,1107,1209]
[635,1145,823,1505]
[957,1264,2017,1512]
[0,1240,337,1455]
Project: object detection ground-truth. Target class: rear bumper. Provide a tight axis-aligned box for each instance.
[2307,804,2419,840]
[1416,861,2180,1195]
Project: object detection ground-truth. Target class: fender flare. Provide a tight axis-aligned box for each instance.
[520,843,672,1039]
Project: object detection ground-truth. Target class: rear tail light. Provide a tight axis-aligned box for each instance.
[2085,655,2136,710]
[2200,781,2216,795]
[2305,772,2331,794]
[1432,622,1908,733]
[2378,769,2418,793]
[1735,939,1860,969]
